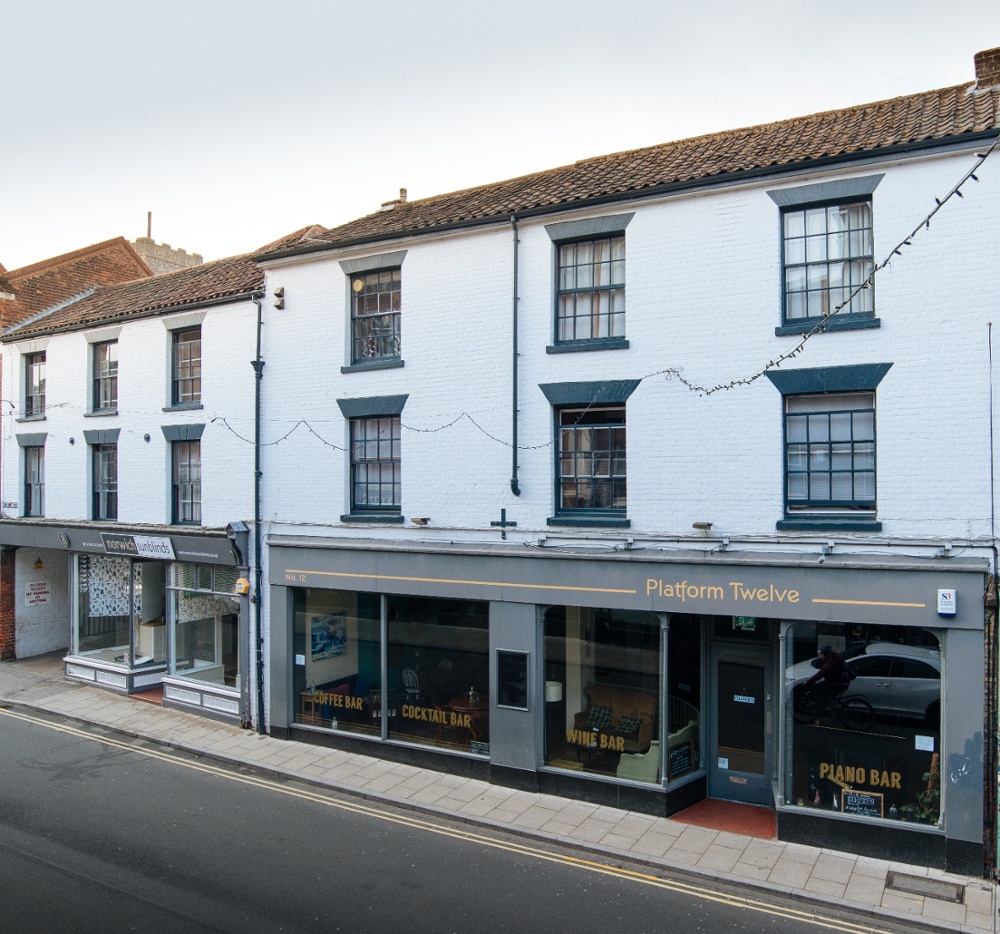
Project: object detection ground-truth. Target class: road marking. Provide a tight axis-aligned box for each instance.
[2,707,902,934]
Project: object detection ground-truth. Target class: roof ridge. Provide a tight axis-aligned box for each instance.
[6,236,145,279]
[566,81,979,167]
[349,82,984,215]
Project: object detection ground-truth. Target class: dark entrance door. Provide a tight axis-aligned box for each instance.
[708,644,773,805]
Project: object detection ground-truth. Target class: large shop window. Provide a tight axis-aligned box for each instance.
[76,556,166,667]
[785,622,941,825]
[169,564,240,688]
[543,606,663,782]
[292,590,490,755]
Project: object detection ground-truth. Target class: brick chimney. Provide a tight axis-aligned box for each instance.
[974,47,1000,88]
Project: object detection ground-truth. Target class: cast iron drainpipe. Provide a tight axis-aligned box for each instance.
[251,294,266,734]
[510,214,521,496]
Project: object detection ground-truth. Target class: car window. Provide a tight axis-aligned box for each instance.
[891,658,939,679]
[848,656,894,678]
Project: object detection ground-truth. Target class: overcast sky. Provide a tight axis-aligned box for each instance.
[2,1,999,271]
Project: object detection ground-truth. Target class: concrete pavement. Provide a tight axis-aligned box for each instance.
[0,652,995,934]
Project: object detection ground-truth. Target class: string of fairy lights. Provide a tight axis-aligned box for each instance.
[208,135,1000,455]
[5,135,997,458]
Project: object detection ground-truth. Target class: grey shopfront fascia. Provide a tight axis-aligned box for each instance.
[267,537,989,868]
[0,521,245,566]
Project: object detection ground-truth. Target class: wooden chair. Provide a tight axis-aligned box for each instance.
[401,668,420,701]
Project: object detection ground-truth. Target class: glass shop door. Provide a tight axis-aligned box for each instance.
[708,644,774,805]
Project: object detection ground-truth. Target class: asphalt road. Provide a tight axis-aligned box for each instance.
[0,707,915,934]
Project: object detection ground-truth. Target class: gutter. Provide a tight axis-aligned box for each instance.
[257,130,1000,263]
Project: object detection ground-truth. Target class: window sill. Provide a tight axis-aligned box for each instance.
[15,414,46,423]
[775,315,880,336]
[171,521,202,528]
[341,358,404,374]
[548,514,631,528]
[85,409,118,418]
[341,513,404,524]
[546,337,629,354]
[777,516,882,532]
[163,402,204,412]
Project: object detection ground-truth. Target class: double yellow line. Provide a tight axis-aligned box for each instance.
[1,707,897,934]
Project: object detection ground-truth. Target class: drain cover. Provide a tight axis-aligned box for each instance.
[886,871,965,904]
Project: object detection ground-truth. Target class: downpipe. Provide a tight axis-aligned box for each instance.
[251,295,266,734]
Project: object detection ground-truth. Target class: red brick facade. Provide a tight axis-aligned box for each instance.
[0,547,16,660]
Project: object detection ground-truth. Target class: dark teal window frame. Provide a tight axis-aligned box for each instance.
[540,380,638,528]
[171,439,202,526]
[339,250,407,373]
[171,327,202,406]
[24,351,45,419]
[546,214,633,354]
[769,176,883,336]
[91,442,118,521]
[337,395,407,523]
[348,266,401,365]
[92,340,118,413]
[23,444,44,517]
[767,364,891,532]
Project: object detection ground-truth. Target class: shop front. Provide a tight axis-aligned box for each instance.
[268,538,989,873]
[0,520,249,723]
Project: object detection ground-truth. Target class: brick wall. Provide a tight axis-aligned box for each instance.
[0,547,16,660]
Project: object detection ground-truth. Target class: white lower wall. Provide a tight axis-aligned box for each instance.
[14,548,71,658]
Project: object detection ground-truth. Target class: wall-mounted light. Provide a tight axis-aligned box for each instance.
[68,437,75,445]
[692,521,712,530]
[143,433,151,443]
[273,286,285,310]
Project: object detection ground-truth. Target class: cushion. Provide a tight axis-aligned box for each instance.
[616,714,643,737]
[587,705,614,730]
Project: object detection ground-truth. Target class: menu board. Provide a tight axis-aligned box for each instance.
[668,740,695,778]
[841,790,884,817]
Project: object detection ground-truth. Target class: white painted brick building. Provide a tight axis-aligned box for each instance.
[255,49,1000,874]
[1,47,998,875]
[0,253,265,720]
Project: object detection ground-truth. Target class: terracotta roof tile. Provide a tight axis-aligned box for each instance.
[2,238,153,326]
[265,82,1000,257]
[0,229,321,340]
[2,253,264,340]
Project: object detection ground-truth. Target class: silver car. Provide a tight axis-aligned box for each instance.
[788,643,941,725]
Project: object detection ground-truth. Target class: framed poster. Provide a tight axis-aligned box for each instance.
[496,650,528,710]
[311,612,347,660]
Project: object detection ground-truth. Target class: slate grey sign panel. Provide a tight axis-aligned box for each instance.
[270,544,986,630]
